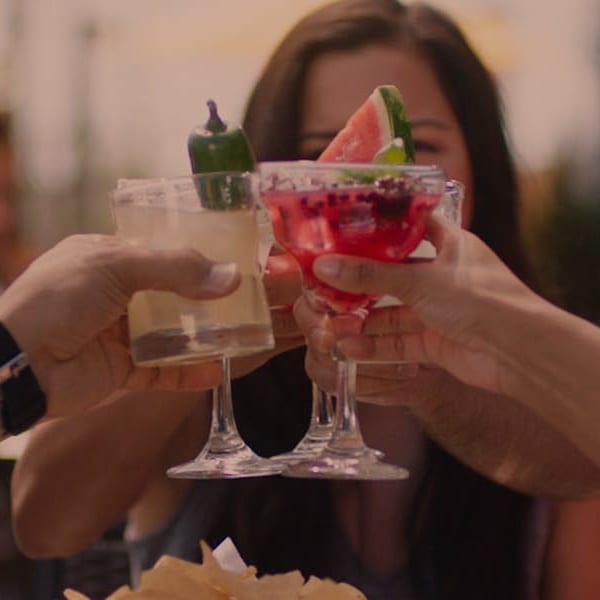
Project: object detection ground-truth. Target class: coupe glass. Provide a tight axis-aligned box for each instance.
[270,179,463,466]
[258,206,336,464]
[260,161,446,479]
[111,173,281,478]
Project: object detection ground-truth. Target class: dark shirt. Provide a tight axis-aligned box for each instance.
[127,348,549,600]
[127,479,418,600]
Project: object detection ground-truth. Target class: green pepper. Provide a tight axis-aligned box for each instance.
[187,100,256,210]
[187,100,256,174]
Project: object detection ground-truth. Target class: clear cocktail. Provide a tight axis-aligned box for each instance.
[112,174,273,366]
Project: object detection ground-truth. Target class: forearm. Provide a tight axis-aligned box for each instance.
[542,499,600,599]
[12,389,206,557]
[490,296,600,468]
[409,372,600,498]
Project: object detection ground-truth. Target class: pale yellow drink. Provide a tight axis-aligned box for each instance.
[112,175,273,366]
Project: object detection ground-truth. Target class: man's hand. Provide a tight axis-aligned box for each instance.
[0,234,241,417]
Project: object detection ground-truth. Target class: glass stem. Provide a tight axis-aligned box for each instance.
[304,383,334,441]
[207,357,245,454]
[328,359,367,453]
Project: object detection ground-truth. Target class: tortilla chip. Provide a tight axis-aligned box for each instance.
[106,585,134,599]
[254,570,305,599]
[300,576,367,599]
[65,539,367,600]
[64,590,89,600]
[140,564,224,600]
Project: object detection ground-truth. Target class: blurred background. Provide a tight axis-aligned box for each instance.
[0,0,597,244]
[0,1,599,597]
[2,0,596,325]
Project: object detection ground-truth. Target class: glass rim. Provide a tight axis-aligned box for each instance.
[258,160,446,178]
[113,170,254,191]
[110,171,255,210]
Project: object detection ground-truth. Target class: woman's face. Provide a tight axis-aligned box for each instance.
[299,44,474,226]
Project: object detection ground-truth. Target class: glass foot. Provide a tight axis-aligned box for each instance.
[269,424,333,464]
[282,447,409,480]
[270,439,329,465]
[270,436,385,465]
[167,446,282,479]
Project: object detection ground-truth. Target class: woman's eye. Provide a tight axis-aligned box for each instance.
[414,140,440,153]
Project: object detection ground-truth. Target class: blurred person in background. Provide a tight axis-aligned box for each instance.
[10,2,600,600]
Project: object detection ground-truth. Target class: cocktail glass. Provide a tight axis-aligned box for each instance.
[111,173,281,478]
[260,161,446,479]
[269,179,463,466]
[258,213,335,465]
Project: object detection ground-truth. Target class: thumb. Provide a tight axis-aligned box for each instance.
[313,254,425,303]
[113,246,241,300]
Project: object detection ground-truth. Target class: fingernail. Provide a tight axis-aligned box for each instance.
[206,262,239,291]
[314,256,340,279]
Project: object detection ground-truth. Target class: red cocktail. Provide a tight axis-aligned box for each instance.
[259,161,446,480]
[264,173,440,313]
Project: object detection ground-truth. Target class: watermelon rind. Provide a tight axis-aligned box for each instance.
[378,85,415,162]
[374,138,408,164]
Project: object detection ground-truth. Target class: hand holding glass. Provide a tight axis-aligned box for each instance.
[111,173,280,478]
[261,161,446,479]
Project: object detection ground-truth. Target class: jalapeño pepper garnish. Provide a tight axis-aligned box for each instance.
[187,100,256,209]
[188,99,256,175]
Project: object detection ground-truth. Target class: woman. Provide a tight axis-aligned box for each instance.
[12,2,600,600]
[238,2,537,598]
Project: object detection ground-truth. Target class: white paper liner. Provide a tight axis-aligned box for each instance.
[212,537,251,574]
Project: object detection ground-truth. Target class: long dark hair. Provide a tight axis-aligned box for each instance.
[244,0,533,283]
[228,2,537,599]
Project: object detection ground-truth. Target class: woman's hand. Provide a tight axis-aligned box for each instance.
[294,294,443,406]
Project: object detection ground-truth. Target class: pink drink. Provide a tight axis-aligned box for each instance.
[264,181,439,312]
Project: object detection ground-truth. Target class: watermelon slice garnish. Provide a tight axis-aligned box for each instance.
[318,85,415,163]
[315,84,436,270]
